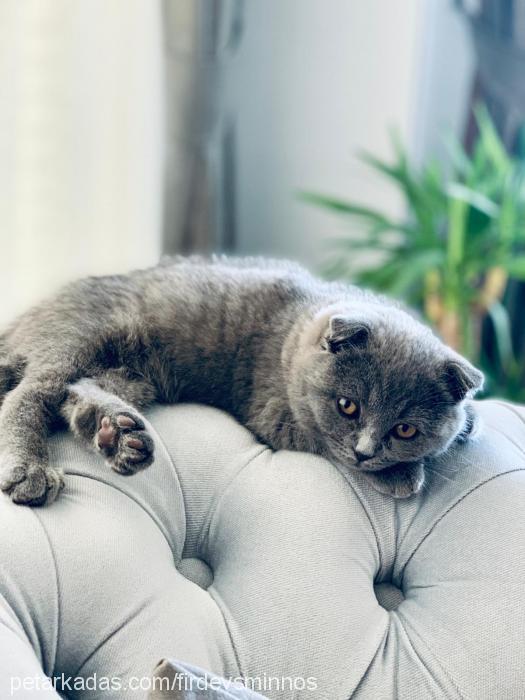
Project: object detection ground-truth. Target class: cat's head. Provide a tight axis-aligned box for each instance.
[290,304,483,496]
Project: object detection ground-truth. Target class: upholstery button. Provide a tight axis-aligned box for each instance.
[374,582,405,611]
[177,557,214,589]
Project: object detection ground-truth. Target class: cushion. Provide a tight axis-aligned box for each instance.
[1,399,525,699]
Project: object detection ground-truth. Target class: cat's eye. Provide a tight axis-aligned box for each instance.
[393,423,418,440]
[337,397,359,418]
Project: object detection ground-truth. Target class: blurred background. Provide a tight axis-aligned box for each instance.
[1,0,524,399]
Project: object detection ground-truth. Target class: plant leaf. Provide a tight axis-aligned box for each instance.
[500,256,525,280]
[298,192,392,224]
[486,301,516,369]
[446,183,499,218]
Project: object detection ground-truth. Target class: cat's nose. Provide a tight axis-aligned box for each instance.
[354,448,374,462]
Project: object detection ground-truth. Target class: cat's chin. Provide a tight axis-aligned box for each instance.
[326,450,425,498]
[362,461,425,499]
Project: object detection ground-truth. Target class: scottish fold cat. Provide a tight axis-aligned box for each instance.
[0,257,482,505]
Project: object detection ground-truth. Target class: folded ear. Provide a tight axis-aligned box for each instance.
[325,315,370,353]
[444,357,484,401]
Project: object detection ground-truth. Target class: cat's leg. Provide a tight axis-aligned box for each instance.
[0,362,15,409]
[60,371,157,474]
[365,461,425,499]
[0,345,25,410]
[0,372,66,506]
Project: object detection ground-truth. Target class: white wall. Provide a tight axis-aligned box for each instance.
[411,0,475,170]
[222,0,474,269]
[222,0,420,266]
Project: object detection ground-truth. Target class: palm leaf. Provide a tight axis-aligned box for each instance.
[486,301,516,369]
[500,256,525,280]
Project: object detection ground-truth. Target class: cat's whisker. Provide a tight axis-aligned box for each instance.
[424,465,457,484]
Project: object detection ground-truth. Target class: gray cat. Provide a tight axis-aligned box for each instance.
[0,256,483,505]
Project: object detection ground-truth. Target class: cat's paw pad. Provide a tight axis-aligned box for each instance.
[112,431,155,475]
[96,412,141,452]
[366,462,424,499]
[96,411,154,474]
[0,459,64,506]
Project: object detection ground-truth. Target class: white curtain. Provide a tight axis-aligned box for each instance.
[0,0,165,327]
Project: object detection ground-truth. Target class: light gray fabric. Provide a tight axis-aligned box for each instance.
[0,399,524,699]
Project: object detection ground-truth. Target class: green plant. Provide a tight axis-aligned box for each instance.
[302,106,525,400]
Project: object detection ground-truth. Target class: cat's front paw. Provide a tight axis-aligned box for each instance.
[365,461,424,499]
[96,410,154,474]
[0,457,64,506]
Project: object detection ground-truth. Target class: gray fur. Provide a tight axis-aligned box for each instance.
[0,256,483,504]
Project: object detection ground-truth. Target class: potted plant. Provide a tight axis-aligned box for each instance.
[302,106,525,400]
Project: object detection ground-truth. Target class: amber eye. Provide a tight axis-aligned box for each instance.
[337,397,359,418]
[394,423,418,440]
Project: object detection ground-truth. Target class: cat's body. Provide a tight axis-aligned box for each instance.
[0,257,483,505]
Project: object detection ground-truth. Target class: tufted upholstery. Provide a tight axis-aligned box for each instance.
[1,400,525,699]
